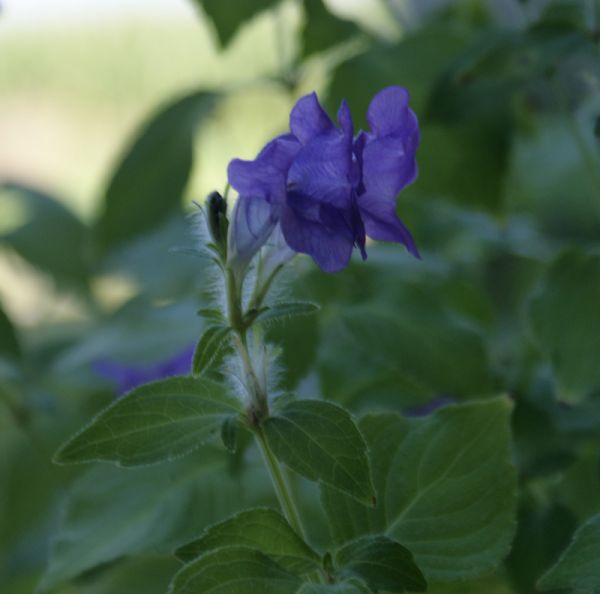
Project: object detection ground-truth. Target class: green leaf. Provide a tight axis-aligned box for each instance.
[321,397,517,581]
[40,455,273,590]
[0,301,21,362]
[195,0,281,47]
[192,325,232,376]
[0,183,91,286]
[176,508,320,574]
[538,514,600,592]
[96,91,219,252]
[302,0,359,58]
[54,376,242,466]
[255,302,320,325]
[220,415,239,453]
[529,250,600,404]
[169,546,301,594]
[297,580,371,594]
[335,536,426,593]
[320,290,492,408]
[263,400,375,505]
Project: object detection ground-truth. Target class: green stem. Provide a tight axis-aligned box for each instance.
[255,427,305,537]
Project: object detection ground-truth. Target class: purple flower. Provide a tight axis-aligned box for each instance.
[227,86,420,273]
[94,344,194,396]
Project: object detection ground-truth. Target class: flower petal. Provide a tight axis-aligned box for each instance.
[287,130,353,209]
[290,92,335,144]
[366,86,416,138]
[227,134,300,205]
[359,193,419,257]
[280,195,354,273]
[227,194,278,274]
[361,133,418,200]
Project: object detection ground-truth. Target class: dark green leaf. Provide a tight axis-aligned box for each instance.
[176,508,320,574]
[192,325,232,376]
[529,250,600,403]
[195,0,281,47]
[40,454,273,590]
[220,415,239,453]
[255,302,320,325]
[0,301,21,362]
[0,183,90,286]
[263,400,375,505]
[336,535,426,593]
[302,0,359,58]
[322,397,517,581]
[538,514,600,591]
[169,546,301,594]
[96,91,218,252]
[297,580,371,594]
[54,376,242,466]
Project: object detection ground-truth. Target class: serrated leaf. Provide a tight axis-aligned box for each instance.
[321,397,517,581]
[169,546,301,594]
[538,514,600,592]
[335,536,426,593]
[263,400,375,505]
[194,0,281,47]
[192,325,232,376]
[255,302,320,325]
[96,91,219,252]
[54,376,242,466]
[39,455,273,591]
[176,508,320,574]
[529,250,600,404]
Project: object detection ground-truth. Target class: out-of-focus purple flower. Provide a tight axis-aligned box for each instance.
[94,344,194,397]
[227,86,419,273]
[403,396,455,418]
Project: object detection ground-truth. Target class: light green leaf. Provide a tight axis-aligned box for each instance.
[322,397,517,581]
[538,514,600,592]
[195,0,281,47]
[96,91,218,252]
[529,250,600,404]
[176,507,320,574]
[335,536,426,593]
[54,376,242,466]
[192,325,232,376]
[263,400,375,505]
[255,302,320,325]
[169,546,301,594]
[40,455,273,590]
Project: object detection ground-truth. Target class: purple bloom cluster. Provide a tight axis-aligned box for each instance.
[227,86,420,273]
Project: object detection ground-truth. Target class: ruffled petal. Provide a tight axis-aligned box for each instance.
[366,86,415,138]
[287,130,353,209]
[290,92,335,145]
[227,194,278,275]
[227,134,300,205]
[280,196,354,273]
[361,134,418,199]
[359,193,419,257]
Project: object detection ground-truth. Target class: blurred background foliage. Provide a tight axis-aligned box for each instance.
[1,0,600,593]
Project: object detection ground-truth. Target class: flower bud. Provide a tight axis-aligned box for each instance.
[206,191,228,251]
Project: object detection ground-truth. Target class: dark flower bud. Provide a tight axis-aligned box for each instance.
[206,191,228,250]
